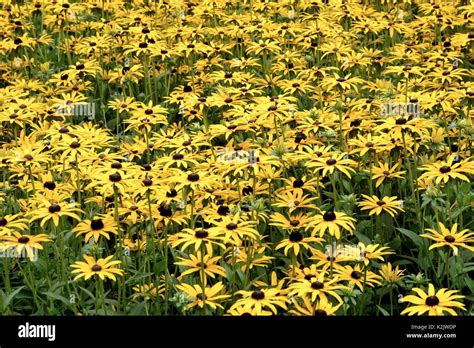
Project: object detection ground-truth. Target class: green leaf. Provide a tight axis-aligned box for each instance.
[78,286,96,300]
[354,229,371,245]
[392,259,413,266]
[236,269,245,285]
[41,291,72,306]
[1,286,25,310]
[377,305,390,316]
[128,302,147,315]
[396,228,424,248]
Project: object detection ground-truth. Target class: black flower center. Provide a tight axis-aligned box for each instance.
[268,105,277,111]
[91,264,102,272]
[111,162,122,169]
[396,118,407,125]
[326,159,337,165]
[323,211,336,222]
[142,178,153,186]
[195,229,208,238]
[24,154,34,161]
[350,119,361,127]
[90,219,104,230]
[48,204,61,213]
[251,290,265,300]
[444,235,455,243]
[18,236,29,244]
[0,217,7,226]
[289,231,303,242]
[377,200,386,206]
[351,271,362,280]
[109,172,122,182]
[226,223,238,230]
[158,204,172,217]
[166,189,177,198]
[43,181,56,190]
[217,205,230,216]
[173,153,184,160]
[70,141,80,149]
[187,173,199,182]
[425,295,440,306]
[311,281,324,289]
[314,309,327,316]
[439,166,451,174]
[293,179,304,188]
[290,220,300,227]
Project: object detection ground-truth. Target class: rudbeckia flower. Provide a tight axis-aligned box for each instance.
[401,284,466,316]
[421,222,474,256]
[309,210,356,240]
[419,155,474,184]
[229,287,288,315]
[0,232,51,261]
[358,194,404,217]
[71,255,124,281]
[177,282,230,310]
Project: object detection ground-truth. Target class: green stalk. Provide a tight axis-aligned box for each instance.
[200,243,206,315]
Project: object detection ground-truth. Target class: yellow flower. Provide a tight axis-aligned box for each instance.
[419,155,474,184]
[421,222,474,256]
[71,255,124,281]
[307,153,357,178]
[309,210,356,240]
[335,264,382,291]
[289,295,341,316]
[0,232,51,261]
[72,215,118,243]
[379,263,405,284]
[358,194,404,217]
[175,251,227,285]
[229,288,288,315]
[401,284,466,316]
[176,282,230,310]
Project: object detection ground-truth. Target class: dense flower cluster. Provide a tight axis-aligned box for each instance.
[0,0,473,316]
